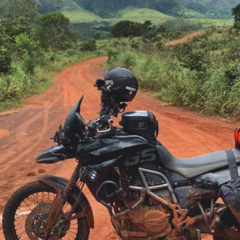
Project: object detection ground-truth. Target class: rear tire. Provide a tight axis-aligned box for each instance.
[3,181,90,240]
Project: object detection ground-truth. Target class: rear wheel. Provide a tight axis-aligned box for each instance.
[3,181,90,240]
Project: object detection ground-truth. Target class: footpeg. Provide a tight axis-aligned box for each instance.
[120,230,148,239]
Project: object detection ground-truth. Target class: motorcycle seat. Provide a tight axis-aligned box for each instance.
[156,145,240,179]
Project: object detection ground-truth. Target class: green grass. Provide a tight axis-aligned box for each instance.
[63,7,233,29]
[115,8,174,24]
[103,29,240,120]
[0,51,98,112]
[162,18,234,32]
[64,8,174,25]
[62,10,101,22]
[64,8,234,41]
[190,18,234,28]
[174,8,208,18]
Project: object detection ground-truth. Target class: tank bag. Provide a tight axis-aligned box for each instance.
[220,149,240,224]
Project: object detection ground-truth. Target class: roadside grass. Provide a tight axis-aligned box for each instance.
[0,51,97,112]
[103,28,240,121]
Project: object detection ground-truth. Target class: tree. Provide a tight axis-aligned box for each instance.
[0,18,31,41]
[0,0,39,22]
[0,32,12,73]
[111,20,155,38]
[80,40,96,51]
[36,12,76,50]
[111,20,140,37]
[232,3,240,29]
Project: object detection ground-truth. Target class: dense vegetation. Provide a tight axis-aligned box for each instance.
[111,20,166,38]
[0,0,97,112]
[104,10,240,120]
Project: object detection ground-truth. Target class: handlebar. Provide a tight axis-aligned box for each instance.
[100,115,112,125]
[87,115,114,136]
[96,115,114,133]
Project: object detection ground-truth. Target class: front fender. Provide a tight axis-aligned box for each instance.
[37,175,94,229]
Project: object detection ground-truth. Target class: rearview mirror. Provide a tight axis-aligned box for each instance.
[94,79,105,90]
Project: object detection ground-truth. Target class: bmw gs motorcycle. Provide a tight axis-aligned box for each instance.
[3,67,240,240]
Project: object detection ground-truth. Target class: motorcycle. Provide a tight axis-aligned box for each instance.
[3,71,240,240]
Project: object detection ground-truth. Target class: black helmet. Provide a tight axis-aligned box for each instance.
[100,67,138,104]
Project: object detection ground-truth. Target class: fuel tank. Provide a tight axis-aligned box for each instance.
[75,135,155,159]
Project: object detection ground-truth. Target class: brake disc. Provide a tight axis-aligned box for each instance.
[25,203,59,240]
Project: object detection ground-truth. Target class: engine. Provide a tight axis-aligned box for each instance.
[117,163,173,238]
[126,203,172,238]
[94,162,175,238]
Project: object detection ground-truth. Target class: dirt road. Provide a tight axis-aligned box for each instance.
[166,32,202,45]
[0,34,239,240]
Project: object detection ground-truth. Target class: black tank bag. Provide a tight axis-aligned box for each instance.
[220,149,240,223]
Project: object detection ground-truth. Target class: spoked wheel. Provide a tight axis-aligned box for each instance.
[3,181,89,240]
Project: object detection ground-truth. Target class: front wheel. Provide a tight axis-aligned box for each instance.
[2,181,90,240]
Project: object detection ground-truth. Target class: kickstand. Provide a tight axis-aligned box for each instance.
[196,229,201,240]
[188,225,201,240]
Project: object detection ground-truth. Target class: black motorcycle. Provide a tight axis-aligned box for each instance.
[3,67,240,240]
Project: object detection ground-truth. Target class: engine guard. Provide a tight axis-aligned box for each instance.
[37,175,94,229]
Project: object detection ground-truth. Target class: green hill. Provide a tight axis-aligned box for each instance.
[30,0,239,18]
[62,10,101,23]
[0,0,238,18]
[180,0,240,18]
[34,0,83,12]
[117,8,174,23]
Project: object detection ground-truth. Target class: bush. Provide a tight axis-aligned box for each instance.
[80,40,97,51]
[107,48,118,64]
[0,51,11,74]
[0,76,8,101]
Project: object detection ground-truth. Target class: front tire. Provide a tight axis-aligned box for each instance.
[3,181,90,240]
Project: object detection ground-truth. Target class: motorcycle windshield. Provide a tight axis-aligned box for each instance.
[63,95,86,139]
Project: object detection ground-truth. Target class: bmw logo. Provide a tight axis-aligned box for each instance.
[88,171,98,181]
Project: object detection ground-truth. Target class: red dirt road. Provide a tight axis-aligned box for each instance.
[166,32,202,45]
[0,36,238,239]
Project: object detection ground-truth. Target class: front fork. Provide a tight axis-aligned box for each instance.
[42,164,81,235]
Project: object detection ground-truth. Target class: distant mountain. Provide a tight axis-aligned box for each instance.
[31,0,239,18]
[180,0,240,17]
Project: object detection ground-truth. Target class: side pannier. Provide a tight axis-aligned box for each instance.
[220,130,240,224]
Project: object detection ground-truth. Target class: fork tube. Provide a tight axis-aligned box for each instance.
[43,163,81,235]
[62,164,81,202]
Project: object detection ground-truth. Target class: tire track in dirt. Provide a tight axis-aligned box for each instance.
[0,95,63,168]
[0,33,235,240]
